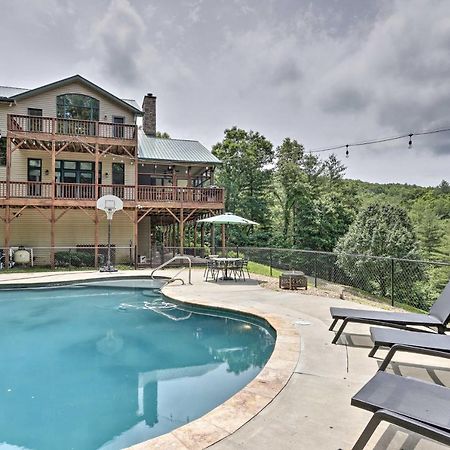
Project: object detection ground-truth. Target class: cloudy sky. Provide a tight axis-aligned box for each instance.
[1,0,450,186]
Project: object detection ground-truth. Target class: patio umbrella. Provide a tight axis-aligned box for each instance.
[197,213,259,254]
[197,212,259,226]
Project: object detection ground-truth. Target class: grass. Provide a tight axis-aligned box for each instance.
[247,261,282,278]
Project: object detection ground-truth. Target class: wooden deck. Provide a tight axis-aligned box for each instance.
[0,181,224,209]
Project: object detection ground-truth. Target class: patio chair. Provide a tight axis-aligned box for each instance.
[229,259,245,281]
[369,326,450,358]
[204,259,217,281]
[329,281,450,344]
[350,372,450,449]
[242,258,250,279]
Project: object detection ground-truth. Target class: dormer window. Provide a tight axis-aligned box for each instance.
[56,94,99,121]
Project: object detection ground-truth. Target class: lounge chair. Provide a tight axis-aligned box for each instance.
[369,326,450,358]
[329,281,450,344]
[351,371,450,449]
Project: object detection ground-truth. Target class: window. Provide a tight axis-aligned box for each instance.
[28,108,43,132]
[27,158,42,196]
[113,116,124,138]
[56,94,99,121]
[55,159,102,199]
[0,138,6,166]
[112,162,125,197]
[56,160,102,184]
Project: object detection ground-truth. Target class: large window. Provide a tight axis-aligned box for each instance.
[28,108,43,132]
[56,94,99,121]
[55,160,102,184]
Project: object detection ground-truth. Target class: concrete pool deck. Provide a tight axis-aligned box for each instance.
[0,268,449,449]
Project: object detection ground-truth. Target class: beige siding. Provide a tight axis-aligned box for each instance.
[2,81,136,126]
[0,209,134,265]
[0,104,10,138]
[138,216,151,258]
[5,149,135,185]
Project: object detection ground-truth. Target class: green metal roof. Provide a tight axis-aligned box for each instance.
[138,129,221,164]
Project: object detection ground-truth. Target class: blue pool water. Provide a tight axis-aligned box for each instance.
[0,280,275,450]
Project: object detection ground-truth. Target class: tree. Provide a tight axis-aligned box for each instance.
[155,131,170,138]
[410,199,444,257]
[336,204,421,297]
[212,127,274,245]
[274,141,354,250]
[437,179,450,194]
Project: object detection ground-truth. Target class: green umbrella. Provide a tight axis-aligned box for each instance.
[197,213,259,254]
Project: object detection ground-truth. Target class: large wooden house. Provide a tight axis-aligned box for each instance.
[0,75,223,268]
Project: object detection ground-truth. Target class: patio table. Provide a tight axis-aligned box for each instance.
[211,257,242,281]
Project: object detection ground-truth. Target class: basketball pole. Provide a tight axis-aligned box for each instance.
[106,217,112,271]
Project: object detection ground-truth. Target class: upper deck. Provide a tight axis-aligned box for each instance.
[7,114,137,146]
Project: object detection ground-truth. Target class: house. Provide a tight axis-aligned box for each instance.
[0,75,223,268]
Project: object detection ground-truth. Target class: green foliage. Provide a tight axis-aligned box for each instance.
[335,204,421,297]
[155,131,170,139]
[212,127,274,244]
[410,199,445,257]
[55,251,95,267]
[273,139,354,251]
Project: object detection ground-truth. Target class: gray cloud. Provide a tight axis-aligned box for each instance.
[1,0,450,185]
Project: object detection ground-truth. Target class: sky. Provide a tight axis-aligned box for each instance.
[1,0,450,186]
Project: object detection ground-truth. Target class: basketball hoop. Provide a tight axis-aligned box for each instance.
[97,195,123,220]
[96,195,123,272]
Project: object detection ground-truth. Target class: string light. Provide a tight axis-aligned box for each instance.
[345,144,349,158]
[308,125,450,154]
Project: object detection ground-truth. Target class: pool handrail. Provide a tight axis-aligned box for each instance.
[150,255,192,285]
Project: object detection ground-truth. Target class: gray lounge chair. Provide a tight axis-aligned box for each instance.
[329,281,450,344]
[351,371,450,449]
[369,326,450,357]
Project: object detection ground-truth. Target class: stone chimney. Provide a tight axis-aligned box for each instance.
[142,93,156,136]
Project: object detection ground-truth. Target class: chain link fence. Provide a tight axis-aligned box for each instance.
[1,242,448,312]
[0,245,136,270]
[235,247,450,313]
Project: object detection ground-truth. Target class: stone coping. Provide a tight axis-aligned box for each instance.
[127,289,300,450]
[0,271,300,450]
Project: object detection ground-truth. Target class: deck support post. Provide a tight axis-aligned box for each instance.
[4,205,10,269]
[50,205,55,269]
[200,222,205,253]
[134,208,138,269]
[193,222,197,257]
[5,137,11,200]
[179,208,184,255]
[50,138,56,269]
[94,209,99,268]
[94,144,99,267]
[172,219,176,255]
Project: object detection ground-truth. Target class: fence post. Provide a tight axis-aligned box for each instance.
[314,254,318,288]
[390,258,395,306]
[269,248,273,277]
[236,245,239,258]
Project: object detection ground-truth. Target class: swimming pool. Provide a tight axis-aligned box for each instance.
[0,280,275,450]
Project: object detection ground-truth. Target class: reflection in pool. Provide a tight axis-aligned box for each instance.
[0,282,275,450]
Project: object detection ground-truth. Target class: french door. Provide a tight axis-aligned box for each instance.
[27,158,42,196]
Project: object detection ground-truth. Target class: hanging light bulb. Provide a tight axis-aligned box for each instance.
[408,134,413,149]
[345,144,349,158]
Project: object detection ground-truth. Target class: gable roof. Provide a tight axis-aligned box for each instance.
[138,129,221,164]
[0,75,142,114]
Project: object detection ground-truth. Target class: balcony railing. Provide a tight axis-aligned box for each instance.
[7,114,137,141]
[0,181,224,204]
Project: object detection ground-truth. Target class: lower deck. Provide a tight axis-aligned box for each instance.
[0,206,222,268]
